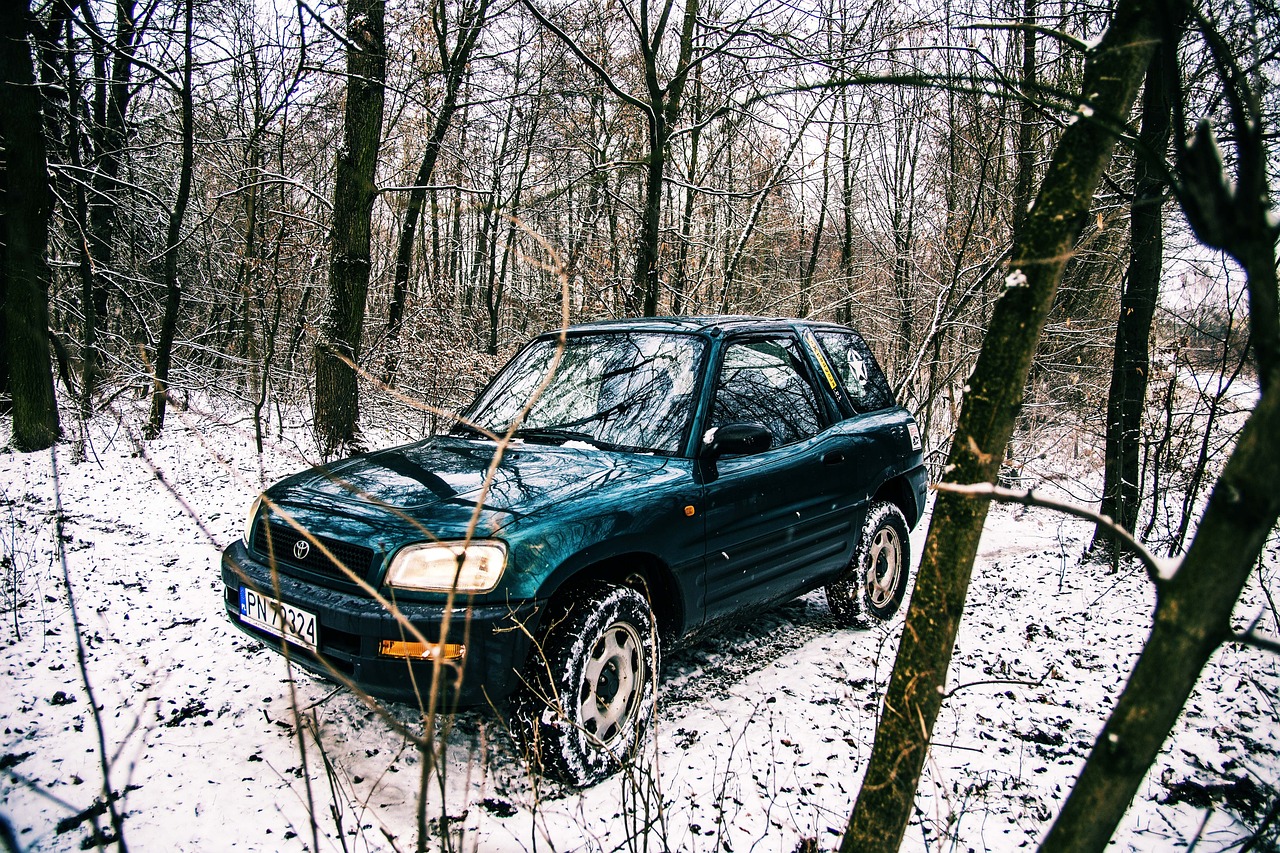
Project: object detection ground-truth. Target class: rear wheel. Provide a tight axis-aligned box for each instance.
[512,584,659,787]
[826,502,911,627]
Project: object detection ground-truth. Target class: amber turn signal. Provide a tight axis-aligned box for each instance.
[378,640,465,660]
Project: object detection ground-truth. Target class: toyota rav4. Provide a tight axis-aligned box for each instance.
[221,316,928,784]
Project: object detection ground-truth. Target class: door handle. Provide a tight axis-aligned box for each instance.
[823,450,846,465]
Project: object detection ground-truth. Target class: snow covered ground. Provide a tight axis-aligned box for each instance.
[1,400,1277,852]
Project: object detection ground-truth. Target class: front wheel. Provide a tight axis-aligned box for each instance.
[512,584,659,787]
[826,502,911,627]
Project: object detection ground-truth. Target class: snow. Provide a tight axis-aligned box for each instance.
[1004,269,1029,290]
[2,400,1277,852]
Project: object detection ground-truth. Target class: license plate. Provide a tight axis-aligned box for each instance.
[239,587,318,652]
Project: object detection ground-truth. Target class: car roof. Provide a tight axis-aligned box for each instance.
[537,315,854,338]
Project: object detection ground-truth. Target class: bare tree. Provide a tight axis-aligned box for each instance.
[314,0,387,454]
[382,0,492,386]
[1093,39,1178,552]
[145,0,195,438]
[1039,5,1280,848]
[80,0,142,400]
[520,0,702,316]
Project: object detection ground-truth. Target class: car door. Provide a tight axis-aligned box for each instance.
[698,334,857,624]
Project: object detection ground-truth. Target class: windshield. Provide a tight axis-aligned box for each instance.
[463,332,706,454]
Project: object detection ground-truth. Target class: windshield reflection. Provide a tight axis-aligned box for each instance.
[465,332,706,454]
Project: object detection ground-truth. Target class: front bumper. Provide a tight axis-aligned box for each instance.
[221,541,540,705]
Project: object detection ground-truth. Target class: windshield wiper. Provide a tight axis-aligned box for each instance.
[511,427,599,447]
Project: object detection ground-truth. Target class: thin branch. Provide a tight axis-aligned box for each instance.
[933,482,1174,587]
[943,675,1045,700]
[517,0,651,115]
[958,22,1090,54]
[295,0,361,53]
[1232,630,1280,656]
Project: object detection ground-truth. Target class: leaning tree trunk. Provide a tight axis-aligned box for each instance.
[314,0,386,454]
[1,2,61,451]
[1093,46,1174,551]
[839,1,1158,849]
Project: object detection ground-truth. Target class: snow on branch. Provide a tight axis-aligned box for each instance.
[933,481,1177,587]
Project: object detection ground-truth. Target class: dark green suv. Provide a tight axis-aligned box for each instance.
[221,316,927,784]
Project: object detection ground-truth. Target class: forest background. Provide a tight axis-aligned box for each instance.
[1,0,1279,850]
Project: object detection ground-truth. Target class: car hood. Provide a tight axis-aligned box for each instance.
[270,436,670,530]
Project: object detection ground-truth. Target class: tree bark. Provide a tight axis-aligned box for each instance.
[1,2,62,450]
[314,0,386,454]
[839,1,1157,848]
[1094,46,1176,550]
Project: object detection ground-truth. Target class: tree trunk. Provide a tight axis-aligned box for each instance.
[1,2,62,451]
[383,91,460,386]
[314,0,386,454]
[1011,0,1036,239]
[145,0,195,439]
[85,0,138,395]
[839,1,1157,848]
[632,126,666,316]
[1093,48,1173,551]
[1041,273,1279,853]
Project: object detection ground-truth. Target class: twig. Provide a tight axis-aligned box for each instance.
[957,22,1090,53]
[933,481,1174,587]
[941,675,1045,700]
[1232,630,1280,655]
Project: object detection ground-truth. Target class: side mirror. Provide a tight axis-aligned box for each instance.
[701,422,773,461]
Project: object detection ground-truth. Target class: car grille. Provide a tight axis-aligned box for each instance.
[252,522,375,584]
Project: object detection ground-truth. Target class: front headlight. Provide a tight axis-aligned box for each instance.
[243,494,263,546]
[385,541,507,593]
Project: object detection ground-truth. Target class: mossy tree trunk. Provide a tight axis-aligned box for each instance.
[838,1,1159,848]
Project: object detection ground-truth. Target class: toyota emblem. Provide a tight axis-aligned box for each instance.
[293,539,311,560]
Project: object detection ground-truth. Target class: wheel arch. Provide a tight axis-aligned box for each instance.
[872,474,921,527]
[538,552,684,645]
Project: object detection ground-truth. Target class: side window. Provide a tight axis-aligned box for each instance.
[711,338,825,447]
[816,332,894,412]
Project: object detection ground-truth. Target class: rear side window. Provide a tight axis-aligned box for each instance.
[816,332,895,412]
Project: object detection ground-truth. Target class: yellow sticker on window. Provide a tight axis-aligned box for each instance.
[802,330,838,391]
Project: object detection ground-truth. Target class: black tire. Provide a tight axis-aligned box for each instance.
[826,502,911,628]
[512,584,659,787]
